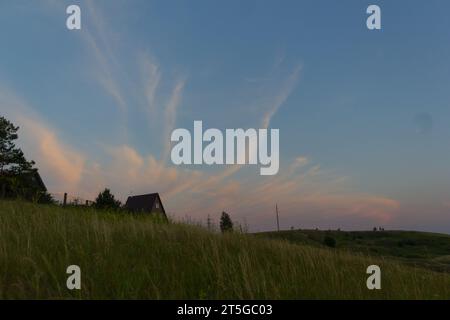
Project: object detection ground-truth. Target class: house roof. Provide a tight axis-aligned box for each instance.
[125,193,166,216]
[1,169,47,192]
[29,170,47,192]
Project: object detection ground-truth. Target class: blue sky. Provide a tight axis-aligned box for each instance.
[1,0,450,232]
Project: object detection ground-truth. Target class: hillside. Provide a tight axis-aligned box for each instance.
[1,200,450,299]
[256,229,450,273]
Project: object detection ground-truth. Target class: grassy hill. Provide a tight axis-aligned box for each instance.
[1,200,450,299]
[256,229,450,273]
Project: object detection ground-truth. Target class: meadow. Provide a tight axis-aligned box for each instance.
[1,200,450,299]
[257,229,450,273]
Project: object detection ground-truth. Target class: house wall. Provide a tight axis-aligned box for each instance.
[151,198,165,215]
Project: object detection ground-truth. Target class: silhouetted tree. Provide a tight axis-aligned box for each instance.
[0,116,35,175]
[94,188,121,210]
[220,211,233,233]
[0,116,53,201]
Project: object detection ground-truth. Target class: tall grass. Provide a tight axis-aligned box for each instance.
[0,200,450,299]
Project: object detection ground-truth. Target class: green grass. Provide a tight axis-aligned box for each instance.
[256,229,450,273]
[1,200,450,299]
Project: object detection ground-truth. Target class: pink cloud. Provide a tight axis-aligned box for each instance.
[1,88,85,193]
[1,86,401,231]
[17,116,85,191]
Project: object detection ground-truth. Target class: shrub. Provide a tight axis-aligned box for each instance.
[323,236,336,248]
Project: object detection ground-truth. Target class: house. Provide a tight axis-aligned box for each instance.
[23,170,47,192]
[125,193,167,219]
[0,169,47,198]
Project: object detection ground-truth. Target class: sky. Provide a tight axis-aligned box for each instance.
[1,0,450,232]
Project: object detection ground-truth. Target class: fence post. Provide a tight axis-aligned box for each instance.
[63,193,67,206]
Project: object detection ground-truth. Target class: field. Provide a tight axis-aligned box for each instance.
[257,229,450,273]
[1,200,450,299]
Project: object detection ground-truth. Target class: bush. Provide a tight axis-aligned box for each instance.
[36,191,56,205]
[94,188,121,210]
[323,236,336,248]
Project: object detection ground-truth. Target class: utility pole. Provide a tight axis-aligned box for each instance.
[207,214,212,231]
[276,204,280,232]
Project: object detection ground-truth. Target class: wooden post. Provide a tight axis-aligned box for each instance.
[276,204,280,232]
[63,193,67,206]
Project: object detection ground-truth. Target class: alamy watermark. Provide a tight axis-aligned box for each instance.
[66,5,81,30]
[65,4,381,32]
[170,121,279,175]
[366,265,381,290]
[66,265,81,290]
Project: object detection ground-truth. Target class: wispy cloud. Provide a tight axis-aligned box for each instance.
[141,56,161,116]
[97,145,399,230]
[6,2,403,231]
[82,2,128,113]
[261,64,302,129]
[162,78,186,162]
[210,62,302,183]
[53,1,187,162]
[0,83,400,230]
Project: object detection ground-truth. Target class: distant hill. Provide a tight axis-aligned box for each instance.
[256,229,450,273]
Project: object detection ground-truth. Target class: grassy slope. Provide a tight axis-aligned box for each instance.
[1,200,450,299]
[256,230,450,273]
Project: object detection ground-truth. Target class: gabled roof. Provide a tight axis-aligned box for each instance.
[21,169,47,192]
[125,193,166,216]
[1,169,47,192]
[28,170,47,192]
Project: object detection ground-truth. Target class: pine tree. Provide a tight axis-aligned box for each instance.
[0,116,46,200]
[94,188,122,210]
[220,211,233,233]
[0,116,35,175]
